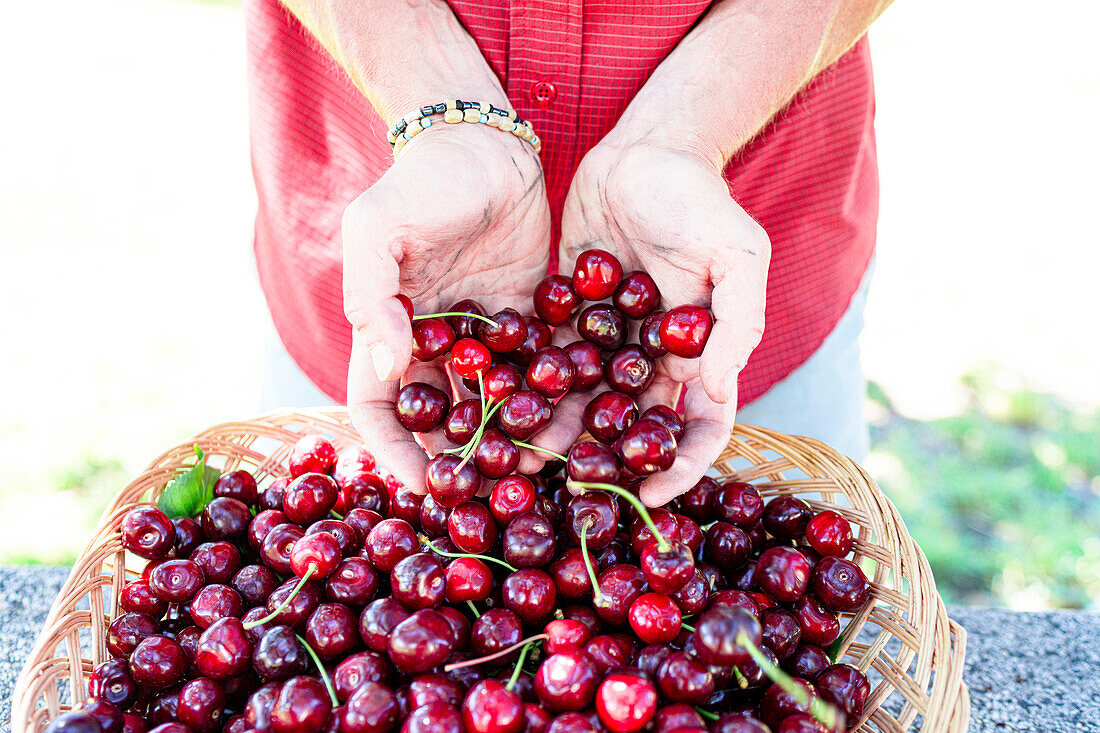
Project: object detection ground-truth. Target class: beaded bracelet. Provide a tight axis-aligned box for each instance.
[387,99,542,156]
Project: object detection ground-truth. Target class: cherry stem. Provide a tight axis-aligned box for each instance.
[441,396,505,458]
[733,667,749,689]
[296,633,339,707]
[454,390,502,472]
[567,481,670,552]
[443,634,548,672]
[736,632,842,730]
[506,639,539,692]
[579,520,604,603]
[329,509,344,520]
[421,535,518,572]
[513,442,567,463]
[466,600,481,618]
[243,566,315,629]
[413,311,497,327]
[693,707,720,722]
[681,622,695,632]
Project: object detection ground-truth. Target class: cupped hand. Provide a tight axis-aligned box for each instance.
[552,141,771,507]
[343,123,550,493]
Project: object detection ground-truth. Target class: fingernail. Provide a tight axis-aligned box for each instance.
[370,343,395,380]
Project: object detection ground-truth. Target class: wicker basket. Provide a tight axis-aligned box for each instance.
[11,409,969,732]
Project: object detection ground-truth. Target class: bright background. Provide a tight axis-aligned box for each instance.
[1,0,1097,608]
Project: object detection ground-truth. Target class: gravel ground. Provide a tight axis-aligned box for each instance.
[1,568,1096,732]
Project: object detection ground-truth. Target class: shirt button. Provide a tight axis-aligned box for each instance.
[531,81,557,106]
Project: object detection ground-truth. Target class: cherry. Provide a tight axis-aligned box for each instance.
[443,400,483,445]
[334,445,378,484]
[389,609,456,673]
[582,391,637,444]
[534,649,600,712]
[502,568,557,623]
[390,487,424,526]
[261,523,304,576]
[148,559,205,604]
[655,651,714,704]
[676,515,704,553]
[200,497,251,542]
[89,659,138,710]
[244,683,281,731]
[185,543,239,587]
[810,557,869,612]
[438,605,472,649]
[119,580,167,618]
[259,477,290,512]
[639,540,694,593]
[271,676,333,733]
[288,434,337,478]
[463,679,524,733]
[194,617,253,680]
[543,619,590,654]
[190,584,243,629]
[592,564,646,625]
[345,508,384,540]
[489,475,537,524]
[815,663,870,721]
[283,473,339,525]
[121,507,176,560]
[445,298,487,338]
[334,650,392,701]
[617,419,676,475]
[627,507,680,556]
[445,556,494,602]
[604,346,655,396]
[252,625,308,682]
[572,249,623,301]
[78,697,125,733]
[43,712,103,733]
[763,496,814,539]
[129,635,187,688]
[305,602,360,660]
[484,363,524,402]
[451,338,493,378]
[715,481,765,527]
[176,677,225,733]
[627,593,681,644]
[754,607,802,660]
[424,455,481,508]
[364,518,419,572]
[420,495,450,537]
[654,704,705,733]
[498,390,553,440]
[290,531,342,579]
[794,596,840,646]
[408,674,463,709]
[755,547,811,602]
[659,305,713,358]
[805,510,854,557]
[512,317,553,367]
[319,559,376,609]
[341,681,399,733]
[785,643,831,680]
[264,577,323,629]
[249,510,289,551]
[527,346,576,398]
[395,383,451,432]
[170,516,204,558]
[470,608,523,656]
[566,442,621,485]
[596,672,657,733]
[776,714,837,733]
[359,598,411,652]
[479,308,528,353]
[226,567,275,610]
[692,606,762,667]
[612,271,660,319]
[669,568,710,616]
[391,552,446,609]
[502,510,557,568]
[704,522,752,572]
[412,318,457,361]
[404,701,462,733]
[524,703,553,733]
[448,501,499,554]
[473,428,521,478]
[546,712,600,733]
[638,311,667,358]
[213,470,258,506]
[563,341,604,392]
[576,304,628,351]
[759,679,818,731]
[309,518,361,555]
[549,549,594,600]
[534,275,580,325]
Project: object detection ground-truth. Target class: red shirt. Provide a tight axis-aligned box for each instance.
[244,0,878,405]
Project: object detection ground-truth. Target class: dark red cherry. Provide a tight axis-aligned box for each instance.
[121,507,176,560]
[470,608,522,657]
[654,703,705,733]
[42,712,103,733]
[451,338,493,378]
[244,682,281,730]
[669,568,710,616]
[786,643,831,680]
[148,560,205,604]
[473,428,521,479]
[189,584,243,629]
[334,650,391,701]
[638,311,667,358]
[214,469,258,506]
[639,405,685,444]
[502,510,557,568]
[478,308,528,353]
[403,701,461,733]
[325,557,379,607]
[627,593,681,644]
[190,541,242,585]
[290,531,342,579]
[390,609,456,673]
[484,364,524,402]
[194,618,253,680]
[716,481,765,527]
[534,275,581,325]
[412,318,456,361]
[678,476,718,522]
[425,455,482,508]
[340,680,399,733]
[810,557,870,612]
[359,597,411,652]
[655,651,714,704]
[200,497,251,543]
[692,606,761,667]
[595,671,658,733]
[395,383,451,433]
[612,271,660,319]
[229,565,278,609]
[498,391,553,440]
[448,501,499,554]
[511,317,552,367]
[794,596,840,646]
[640,540,695,593]
[527,346,576,398]
[534,650,600,712]
[502,568,557,623]
[397,294,415,320]
[582,391,638,444]
[815,663,870,721]
[564,492,618,549]
[756,547,812,603]
[249,510,289,552]
[760,607,803,659]
[289,434,338,477]
[763,495,814,539]
[562,341,603,393]
[549,549,594,600]
[260,523,304,576]
[119,580,167,618]
[271,676,332,733]
[129,635,187,688]
[417,494,448,538]
[463,680,524,733]
[308,518,361,556]
[523,704,552,733]
[258,477,289,512]
[253,625,308,682]
[264,576,323,629]
[305,602,359,660]
[443,399,482,445]
[572,249,623,301]
[344,508,384,541]
[592,564,646,625]
[566,442,621,485]
[444,298,487,338]
[659,305,713,358]
[438,606,471,649]
[365,518,419,572]
[617,419,676,475]
[806,510,855,557]
[576,304,627,351]
[759,679,818,731]
[444,556,494,602]
[170,516,203,557]
[89,659,138,710]
[489,475,537,524]
[604,346,655,396]
[543,618,591,654]
[75,698,124,733]
[391,553,446,609]
[283,473,339,525]
[704,522,752,572]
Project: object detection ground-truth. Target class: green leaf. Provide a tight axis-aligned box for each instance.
[157,446,220,518]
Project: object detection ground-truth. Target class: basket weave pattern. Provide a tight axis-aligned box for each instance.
[11,410,969,732]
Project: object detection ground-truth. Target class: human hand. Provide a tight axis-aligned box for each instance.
[552,141,770,507]
[344,123,550,493]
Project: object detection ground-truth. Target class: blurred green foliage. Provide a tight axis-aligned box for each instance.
[867,370,1100,609]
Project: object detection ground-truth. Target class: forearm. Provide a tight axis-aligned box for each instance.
[610,0,892,167]
[279,0,506,126]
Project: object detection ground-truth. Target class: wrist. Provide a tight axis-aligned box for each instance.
[600,103,730,174]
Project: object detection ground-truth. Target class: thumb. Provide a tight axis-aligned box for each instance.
[342,191,413,382]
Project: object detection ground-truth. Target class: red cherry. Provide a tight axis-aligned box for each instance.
[595,672,658,733]
[612,271,660,319]
[806,510,855,557]
[534,275,581,325]
[572,249,623,301]
[397,294,414,320]
[627,593,681,644]
[412,318,457,361]
[289,434,338,477]
[658,305,713,358]
[451,338,492,378]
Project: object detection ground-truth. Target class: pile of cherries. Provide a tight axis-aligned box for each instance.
[51,425,874,733]
[396,249,715,487]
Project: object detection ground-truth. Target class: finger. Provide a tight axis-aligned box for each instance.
[342,191,413,382]
[636,374,681,413]
[526,389,595,460]
[348,334,429,493]
[638,379,737,508]
[402,360,455,458]
[516,449,545,475]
